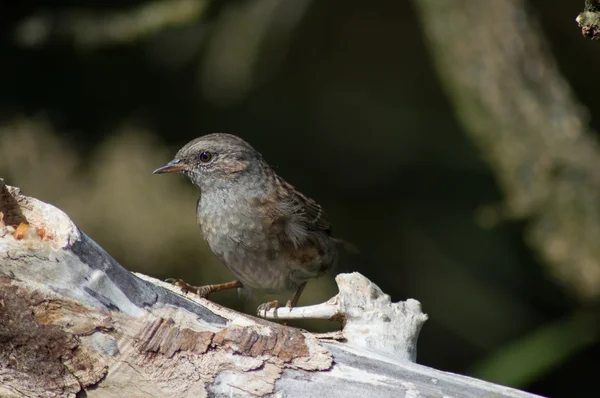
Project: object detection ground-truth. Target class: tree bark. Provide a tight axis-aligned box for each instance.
[0,178,540,397]
[414,0,600,300]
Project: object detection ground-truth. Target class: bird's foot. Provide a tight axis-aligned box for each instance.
[257,300,280,318]
[165,278,212,298]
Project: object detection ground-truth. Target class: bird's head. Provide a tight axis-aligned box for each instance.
[153,133,263,191]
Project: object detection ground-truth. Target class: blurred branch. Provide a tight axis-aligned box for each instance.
[576,0,600,40]
[414,0,600,300]
[13,0,208,48]
[199,0,312,106]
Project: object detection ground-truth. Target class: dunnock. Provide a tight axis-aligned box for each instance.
[154,133,341,314]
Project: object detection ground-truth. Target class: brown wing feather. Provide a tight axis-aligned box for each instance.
[276,177,331,235]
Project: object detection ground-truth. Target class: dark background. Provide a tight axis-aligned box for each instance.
[0,1,596,396]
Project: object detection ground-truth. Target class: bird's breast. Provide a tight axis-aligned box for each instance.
[195,193,333,292]
[197,195,264,252]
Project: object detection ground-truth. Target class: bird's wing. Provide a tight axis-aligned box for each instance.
[249,176,332,250]
[276,177,331,235]
[279,180,359,254]
[290,187,332,234]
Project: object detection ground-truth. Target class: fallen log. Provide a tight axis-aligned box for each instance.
[0,178,541,397]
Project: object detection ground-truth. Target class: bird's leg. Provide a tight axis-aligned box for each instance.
[166,278,242,298]
[286,282,307,309]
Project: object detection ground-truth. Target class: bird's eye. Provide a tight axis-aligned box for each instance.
[199,151,212,163]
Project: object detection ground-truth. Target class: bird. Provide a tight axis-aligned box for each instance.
[153,133,341,315]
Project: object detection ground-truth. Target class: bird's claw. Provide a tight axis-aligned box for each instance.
[165,278,212,298]
[165,278,189,291]
[257,300,280,317]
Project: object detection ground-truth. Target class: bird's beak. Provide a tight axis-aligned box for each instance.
[153,159,188,174]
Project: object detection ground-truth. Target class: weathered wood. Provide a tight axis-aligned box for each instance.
[0,179,542,397]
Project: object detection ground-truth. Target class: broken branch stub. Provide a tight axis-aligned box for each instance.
[260,273,428,362]
[336,273,427,362]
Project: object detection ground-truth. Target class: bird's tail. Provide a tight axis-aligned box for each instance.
[331,237,360,254]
